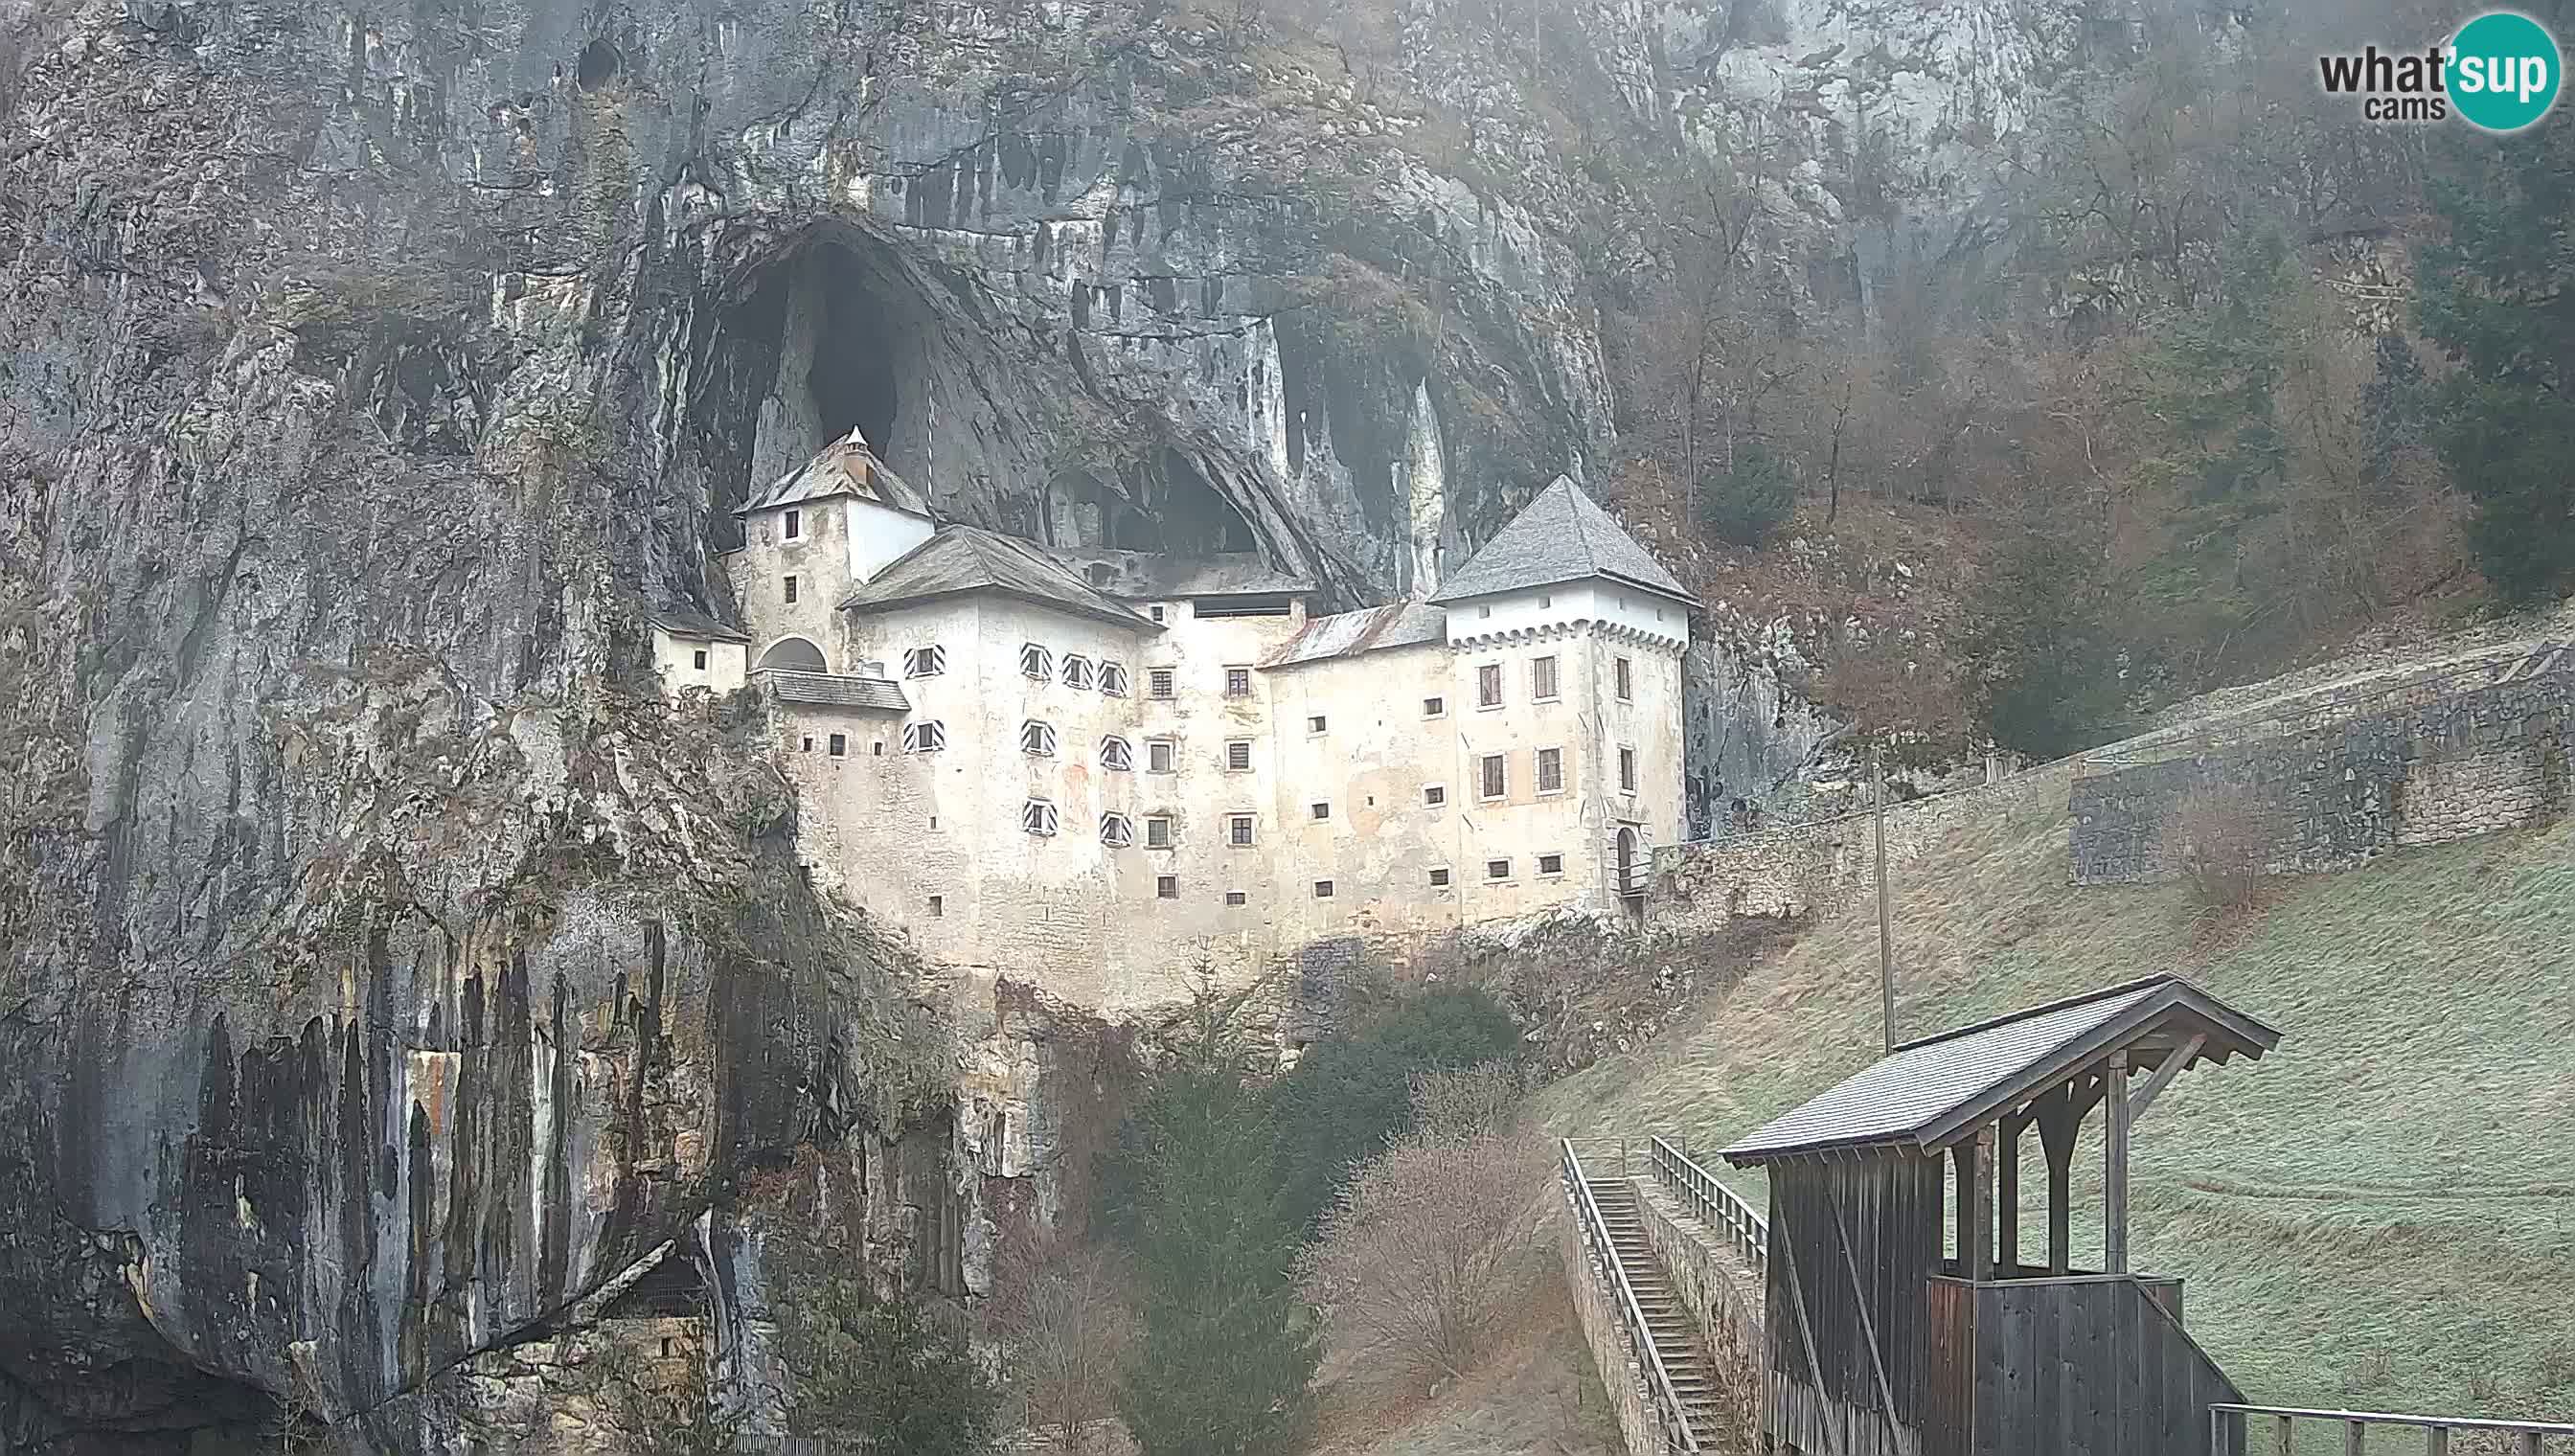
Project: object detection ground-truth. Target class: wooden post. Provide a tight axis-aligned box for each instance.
[1951,1140,1976,1276]
[1971,1125,1996,1282]
[2106,1052,2132,1275]
[1996,1114,2023,1277]
[2037,1081,2081,1275]
[1875,749,1895,1054]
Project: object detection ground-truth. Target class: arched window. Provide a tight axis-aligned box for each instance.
[1100,736,1133,771]
[1020,719,1057,757]
[1061,654,1094,690]
[1022,800,1059,836]
[1100,812,1134,848]
[1019,643,1053,680]
[903,721,946,753]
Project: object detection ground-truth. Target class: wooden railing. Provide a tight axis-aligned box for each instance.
[1560,1139,1701,1454]
[1645,1136,1768,1282]
[2210,1403,2575,1454]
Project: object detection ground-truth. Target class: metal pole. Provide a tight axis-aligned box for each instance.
[1875,747,1895,1054]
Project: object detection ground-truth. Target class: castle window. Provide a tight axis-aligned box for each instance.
[693,648,709,671]
[801,736,814,753]
[903,646,946,678]
[1537,746,1564,795]
[1424,785,1447,807]
[784,509,803,539]
[1614,656,1632,701]
[1100,812,1134,848]
[1479,754,1506,801]
[1020,643,1053,679]
[1532,655,1560,701]
[1538,853,1565,877]
[1021,720,1058,757]
[1150,668,1175,699]
[784,576,800,604]
[1061,654,1094,690]
[1225,890,1247,906]
[1147,739,1176,774]
[828,734,847,758]
[1150,604,1167,623]
[1022,800,1059,836]
[1156,874,1178,899]
[1478,604,1492,620]
[1476,663,1503,708]
[1101,736,1133,771]
[1224,739,1253,772]
[1310,802,1329,820]
[1307,714,1327,735]
[1313,880,1334,899]
[928,895,944,917]
[1146,816,1173,849]
[1619,746,1637,794]
[1428,867,1451,887]
[1100,661,1128,696]
[873,741,883,756]
[1539,592,1552,608]
[1424,695,1445,718]
[1224,666,1252,698]
[1486,858,1512,881]
[1228,814,1256,847]
[904,721,946,753]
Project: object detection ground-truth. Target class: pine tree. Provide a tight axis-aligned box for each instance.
[2416,90,2575,606]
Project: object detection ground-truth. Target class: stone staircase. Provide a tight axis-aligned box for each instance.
[1584,1176,1735,1443]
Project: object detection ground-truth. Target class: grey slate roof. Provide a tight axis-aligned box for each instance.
[1720,976,2282,1165]
[1052,548,1315,600]
[1262,600,1447,670]
[646,604,751,643]
[1428,476,1698,607]
[758,669,910,713]
[738,428,931,517]
[839,526,1157,631]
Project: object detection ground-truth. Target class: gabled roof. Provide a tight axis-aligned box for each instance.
[737,428,931,518]
[839,526,1157,632]
[1262,600,1447,670]
[1053,548,1315,601]
[1720,976,2282,1166]
[1428,476,1698,608]
[646,604,751,643]
[757,669,909,713]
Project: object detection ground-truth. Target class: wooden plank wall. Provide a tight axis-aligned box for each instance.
[1764,1156,1945,1456]
[1943,1276,2245,1456]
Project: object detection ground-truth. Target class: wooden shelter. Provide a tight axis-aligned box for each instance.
[1720,975,2283,1456]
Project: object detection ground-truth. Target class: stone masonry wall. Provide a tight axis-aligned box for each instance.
[1556,1194,1671,1456]
[2069,667,2572,885]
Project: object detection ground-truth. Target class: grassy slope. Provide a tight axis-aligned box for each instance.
[1546,760,2575,1422]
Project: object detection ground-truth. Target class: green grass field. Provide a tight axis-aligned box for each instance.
[1546,761,2575,1426]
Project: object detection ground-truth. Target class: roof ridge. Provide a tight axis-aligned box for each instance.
[1890,974,2182,1054]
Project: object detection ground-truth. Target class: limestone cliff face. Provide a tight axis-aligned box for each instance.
[0,0,2085,1442]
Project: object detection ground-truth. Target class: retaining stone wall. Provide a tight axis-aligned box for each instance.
[1555,1194,1671,1456]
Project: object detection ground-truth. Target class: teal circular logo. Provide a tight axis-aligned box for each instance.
[2449,11,2562,131]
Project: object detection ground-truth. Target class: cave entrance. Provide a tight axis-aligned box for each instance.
[806,245,900,456]
[735,238,923,513]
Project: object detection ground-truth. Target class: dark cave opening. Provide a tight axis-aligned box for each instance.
[805,245,900,455]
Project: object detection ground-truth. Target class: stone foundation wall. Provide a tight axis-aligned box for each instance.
[1632,1176,1763,1376]
[1555,1193,1670,1456]
[2070,668,2572,885]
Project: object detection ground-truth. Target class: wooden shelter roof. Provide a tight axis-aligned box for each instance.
[1720,976,2281,1166]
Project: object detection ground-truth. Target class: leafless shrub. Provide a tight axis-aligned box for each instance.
[1297,1063,1550,1384]
[991,1235,1137,1452]
[2161,787,2274,914]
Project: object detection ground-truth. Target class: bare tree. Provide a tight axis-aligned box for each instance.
[991,1237,1138,1452]
[1297,1063,1548,1384]
[2160,787,2277,916]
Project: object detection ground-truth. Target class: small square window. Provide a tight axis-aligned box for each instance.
[660,1336,677,1359]
[1533,655,1560,701]
[1614,656,1633,701]
[1099,661,1128,696]
[1477,663,1503,708]
[1021,719,1058,757]
[1061,654,1094,690]
[1146,816,1173,849]
[1147,739,1176,774]
[828,733,847,758]
[1228,814,1255,847]
[1479,754,1506,800]
[1150,668,1175,699]
[1424,785,1447,807]
[783,576,800,604]
[1020,643,1054,680]
[1538,592,1552,608]
[904,646,946,678]
[692,648,708,671]
[1308,715,1327,734]
[1313,880,1334,899]
[800,736,814,752]
[1619,746,1638,794]
[927,895,944,918]
[904,721,946,753]
[1224,666,1252,698]
[1478,604,1493,620]
[1486,857,1512,881]
[1022,800,1059,836]
[1538,853,1564,876]
[1424,695,1445,718]
[1100,812,1134,848]
[1428,868,1451,887]
[1225,890,1247,906]
[784,509,802,539]
[1155,875,1178,899]
[1310,802,1330,820]
[873,741,883,757]
[1150,604,1167,623]
[1225,740,1253,772]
